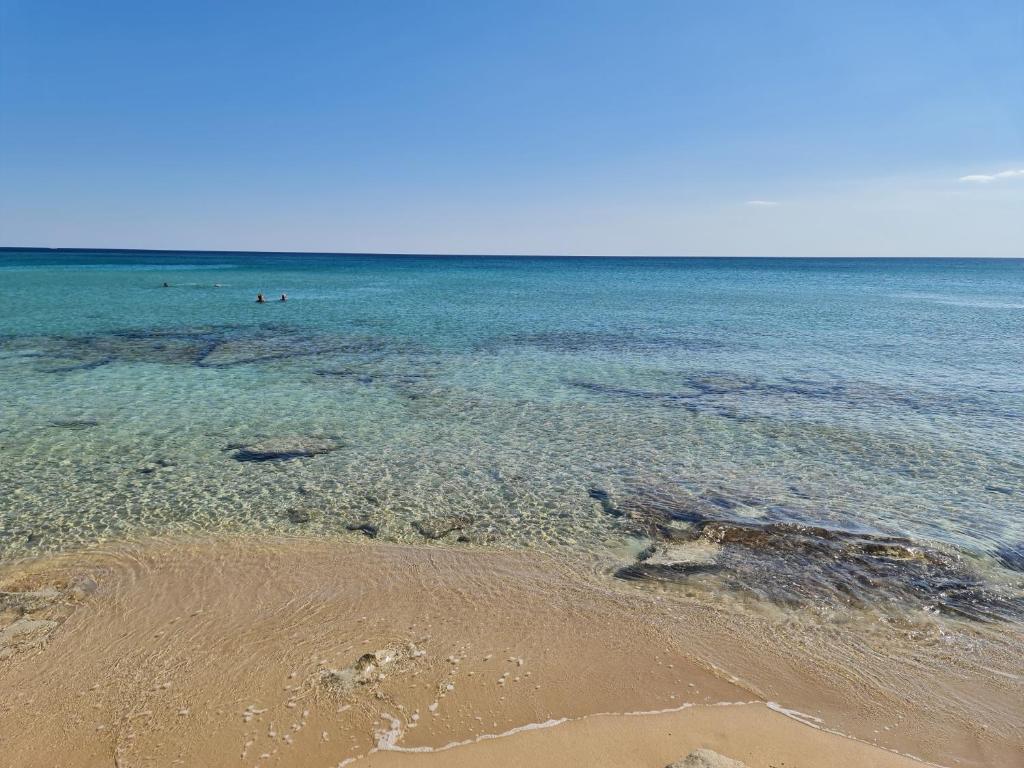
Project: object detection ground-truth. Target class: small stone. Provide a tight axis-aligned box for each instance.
[345,521,379,538]
[287,508,313,524]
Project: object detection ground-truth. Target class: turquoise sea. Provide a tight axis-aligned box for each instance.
[1,250,1022,623]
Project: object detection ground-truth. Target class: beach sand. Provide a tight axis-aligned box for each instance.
[0,535,1019,767]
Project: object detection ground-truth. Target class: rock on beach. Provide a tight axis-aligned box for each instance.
[668,748,748,768]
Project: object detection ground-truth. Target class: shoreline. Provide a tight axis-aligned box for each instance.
[0,534,1020,767]
[361,702,937,768]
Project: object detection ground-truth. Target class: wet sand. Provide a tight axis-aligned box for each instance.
[364,703,926,768]
[0,535,1020,767]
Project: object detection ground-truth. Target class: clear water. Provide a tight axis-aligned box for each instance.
[1,251,1022,620]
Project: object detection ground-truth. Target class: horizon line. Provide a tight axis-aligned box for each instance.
[1,246,1022,260]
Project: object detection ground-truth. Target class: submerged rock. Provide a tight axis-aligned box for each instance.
[0,582,78,661]
[994,542,1024,573]
[139,458,175,475]
[48,419,100,430]
[286,508,313,524]
[0,618,59,660]
[612,491,1024,622]
[668,748,747,768]
[619,541,723,581]
[0,588,61,615]
[319,643,425,697]
[320,652,382,693]
[412,515,473,540]
[588,487,623,517]
[617,560,721,581]
[346,521,379,538]
[9,325,394,375]
[227,436,340,463]
[643,542,722,566]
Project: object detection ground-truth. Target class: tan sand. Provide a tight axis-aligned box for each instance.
[0,535,1020,768]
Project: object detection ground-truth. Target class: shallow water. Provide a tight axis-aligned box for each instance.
[1,251,1022,623]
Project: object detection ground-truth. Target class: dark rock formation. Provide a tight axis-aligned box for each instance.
[346,521,379,538]
[994,542,1024,573]
[611,489,1024,622]
[48,419,100,430]
[412,515,473,540]
[227,437,340,463]
[588,487,623,517]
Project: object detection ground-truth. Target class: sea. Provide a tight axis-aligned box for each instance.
[1,250,1022,625]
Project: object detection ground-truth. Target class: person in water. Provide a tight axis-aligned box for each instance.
[162,282,169,288]
[279,293,288,302]
[256,293,266,303]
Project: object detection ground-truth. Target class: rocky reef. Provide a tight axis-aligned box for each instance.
[596,485,1024,622]
[2,325,393,373]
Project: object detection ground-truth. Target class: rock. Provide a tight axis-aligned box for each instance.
[0,618,59,658]
[588,487,622,517]
[615,559,721,581]
[641,541,722,567]
[619,541,724,580]
[139,459,174,475]
[320,645,421,697]
[287,508,313,524]
[668,748,747,768]
[48,419,100,430]
[228,436,340,463]
[412,515,473,540]
[0,588,61,615]
[994,542,1024,573]
[608,494,1016,616]
[345,521,379,538]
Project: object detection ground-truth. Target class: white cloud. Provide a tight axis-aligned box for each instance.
[958,169,1024,183]
[745,200,779,207]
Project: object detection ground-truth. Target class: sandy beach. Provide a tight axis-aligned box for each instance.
[1,535,1019,767]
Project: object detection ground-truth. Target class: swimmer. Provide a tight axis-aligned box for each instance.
[162,282,170,288]
[279,293,288,302]
[256,293,266,303]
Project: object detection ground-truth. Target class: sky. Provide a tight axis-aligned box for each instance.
[0,0,1022,256]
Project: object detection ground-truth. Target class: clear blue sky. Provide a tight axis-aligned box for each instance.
[1,1,1021,255]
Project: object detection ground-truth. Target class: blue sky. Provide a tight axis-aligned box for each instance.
[1,1,1021,255]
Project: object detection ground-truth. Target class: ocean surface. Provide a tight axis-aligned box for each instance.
[1,250,1022,625]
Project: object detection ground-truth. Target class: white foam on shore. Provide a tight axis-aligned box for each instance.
[379,717,570,754]
[374,700,762,755]
[765,701,945,767]
[369,698,949,767]
[766,701,824,724]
